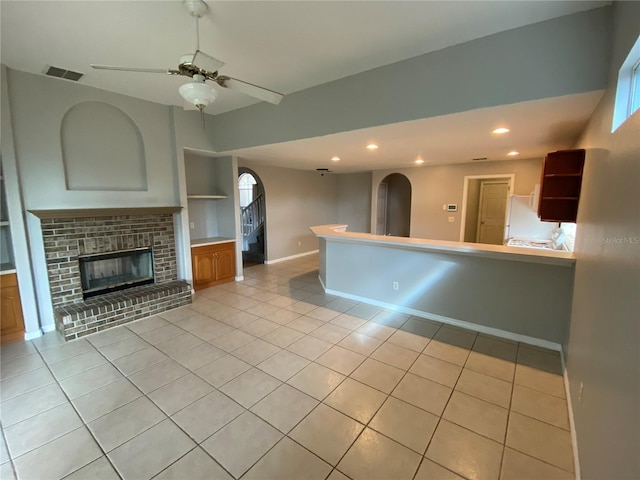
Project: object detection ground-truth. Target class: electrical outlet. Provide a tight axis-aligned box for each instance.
[298,241,301,247]
[578,382,584,403]
[392,281,399,291]
[189,222,195,230]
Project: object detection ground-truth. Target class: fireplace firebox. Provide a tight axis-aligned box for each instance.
[79,247,154,298]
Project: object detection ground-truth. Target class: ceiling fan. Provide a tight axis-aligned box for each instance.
[90,0,284,112]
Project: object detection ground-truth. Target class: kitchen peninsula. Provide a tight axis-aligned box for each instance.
[311,225,575,349]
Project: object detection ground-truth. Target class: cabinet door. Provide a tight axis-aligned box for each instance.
[1,274,25,343]
[215,247,235,281]
[193,251,216,287]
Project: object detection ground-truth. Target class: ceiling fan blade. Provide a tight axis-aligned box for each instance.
[190,50,225,74]
[216,76,283,105]
[91,64,174,74]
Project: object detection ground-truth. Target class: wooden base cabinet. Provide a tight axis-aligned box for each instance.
[1,273,25,344]
[192,242,236,290]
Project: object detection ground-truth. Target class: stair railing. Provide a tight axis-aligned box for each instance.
[241,193,265,240]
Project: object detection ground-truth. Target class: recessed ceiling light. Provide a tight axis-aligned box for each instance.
[331,156,340,162]
[492,128,510,134]
[507,150,519,156]
[415,159,425,165]
[366,144,379,150]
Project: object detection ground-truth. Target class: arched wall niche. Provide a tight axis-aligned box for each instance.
[377,173,412,237]
[60,101,147,191]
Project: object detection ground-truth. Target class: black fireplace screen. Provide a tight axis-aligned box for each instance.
[79,247,154,298]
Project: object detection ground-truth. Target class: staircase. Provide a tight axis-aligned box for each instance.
[241,194,265,263]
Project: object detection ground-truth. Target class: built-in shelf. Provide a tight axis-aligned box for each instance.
[544,173,582,177]
[0,221,9,227]
[542,197,580,200]
[187,194,228,200]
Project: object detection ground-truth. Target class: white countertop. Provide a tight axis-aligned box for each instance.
[191,237,235,248]
[0,263,17,275]
[310,224,575,267]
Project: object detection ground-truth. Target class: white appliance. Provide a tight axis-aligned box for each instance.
[504,195,563,250]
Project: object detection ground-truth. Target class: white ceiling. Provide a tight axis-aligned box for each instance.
[220,91,605,172]
[1,1,609,172]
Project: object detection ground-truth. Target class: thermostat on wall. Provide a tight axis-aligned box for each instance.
[446,204,458,212]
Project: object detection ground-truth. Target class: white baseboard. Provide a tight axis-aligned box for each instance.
[324,287,562,352]
[41,323,57,333]
[265,250,319,265]
[235,275,245,282]
[24,330,43,340]
[561,353,582,480]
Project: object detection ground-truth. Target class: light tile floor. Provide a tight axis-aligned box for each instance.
[0,255,575,480]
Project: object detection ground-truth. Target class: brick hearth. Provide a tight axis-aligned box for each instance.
[38,211,192,340]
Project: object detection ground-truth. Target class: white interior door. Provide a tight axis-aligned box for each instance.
[376,183,388,235]
[476,181,509,245]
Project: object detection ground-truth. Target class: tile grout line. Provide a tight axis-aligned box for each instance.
[411,326,481,480]
[496,340,520,479]
[27,340,123,480]
[79,322,239,480]
[8,257,574,479]
[0,426,19,480]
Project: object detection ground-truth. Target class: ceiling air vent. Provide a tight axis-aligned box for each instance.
[472,157,488,161]
[44,66,84,81]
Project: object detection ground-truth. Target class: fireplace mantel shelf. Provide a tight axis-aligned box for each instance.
[29,206,182,219]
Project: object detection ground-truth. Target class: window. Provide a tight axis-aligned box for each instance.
[612,35,640,132]
[629,58,640,116]
[238,173,257,208]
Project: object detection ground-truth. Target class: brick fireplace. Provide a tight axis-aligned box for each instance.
[34,207,191,340]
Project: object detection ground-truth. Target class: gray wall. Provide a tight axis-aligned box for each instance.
[372,158,542,241]
[184,154,237,241]
[566,2,640,479]
[6,69,179,210]
[210,7,611,151]
[337,172,372,233]
[324,240,574,345]
[4,69,183,330]
[2,69,219,330]
[237,159,339,261]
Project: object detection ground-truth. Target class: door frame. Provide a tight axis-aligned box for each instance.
[459,174,514,242]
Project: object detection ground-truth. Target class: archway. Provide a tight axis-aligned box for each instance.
[377,173,412,237]
[238,168,266,266]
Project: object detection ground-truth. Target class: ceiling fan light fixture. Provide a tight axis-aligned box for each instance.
[179,74,217,111]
